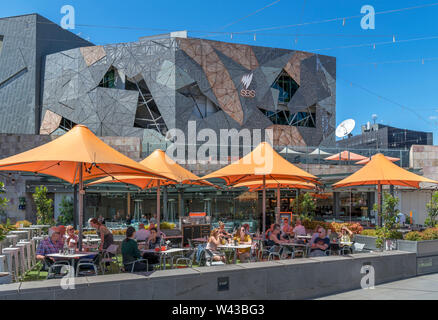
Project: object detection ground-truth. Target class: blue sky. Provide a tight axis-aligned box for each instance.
[2,0,438,143]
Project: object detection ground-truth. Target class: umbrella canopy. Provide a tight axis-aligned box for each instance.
[88,149,213,188]
[234,179,315,192]
[279,147,303,155]
[0,125,172,249]
[333,153,438,188]
[0,125,170,183]
[201,142,319,185]
[324,150,367,161]
[201,142,319,234]
[355,155,400,165]
[87,149,213,232]
[333,153,438,226]
[309,148,332,156]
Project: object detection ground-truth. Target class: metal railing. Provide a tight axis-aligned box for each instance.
[140,143,410,167]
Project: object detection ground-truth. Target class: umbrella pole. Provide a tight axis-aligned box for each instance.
[349,189,352,223]
[78,163,84,251]
[157,180,161,234]
[377,183,382,227]
[276,184,280,224]
[262,175,266,237]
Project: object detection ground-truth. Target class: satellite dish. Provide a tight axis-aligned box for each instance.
[336,119,355,138]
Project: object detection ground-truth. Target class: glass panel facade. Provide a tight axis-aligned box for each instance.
[271,70,299,104]
[99,69,116,88]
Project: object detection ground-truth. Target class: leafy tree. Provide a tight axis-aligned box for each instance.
[293,193,316,217]
[32,186,54,225]
[425,191,438,227]
[373,192,400,248]
[57,196,74,225]
[0,181,8,219]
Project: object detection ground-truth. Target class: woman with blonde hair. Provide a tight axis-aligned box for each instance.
[65,225,78,249]
[206,228,226,262]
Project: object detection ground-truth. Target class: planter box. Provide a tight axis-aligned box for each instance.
[397,239,438,275]
[397,239,438,257]
[353,234,379,250]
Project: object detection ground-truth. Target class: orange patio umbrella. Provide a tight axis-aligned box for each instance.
[234,179,315,222]
[324,150,367,161]
[88,149,213,231]
[0,125,172,248]
[201,142,319,234]
[333,153,438,225]
[355,155,400,165]
[234,179,315,191]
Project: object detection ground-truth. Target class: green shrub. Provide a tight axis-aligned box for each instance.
[404,231,423,241]
[420,228,438,240]
[360,229,377,237]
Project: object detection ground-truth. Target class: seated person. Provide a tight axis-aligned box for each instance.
[206,229,226,263]
[310,225,322,245]
[135,223,150,242]
[309,227,330,257]
[266,224,283,247]
[233,226,252,263]
[292,219,307,236]
[265,224,275,240]
[338,226,354,244]
[242,223,251,236]
[121,226,148,272]
[65,225,78,249]
[218,221,231,239]
[36,227,65,267]
[281,218,293,239]
[141,227,161,267]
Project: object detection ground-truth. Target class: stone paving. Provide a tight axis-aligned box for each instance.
[318,273,438,300]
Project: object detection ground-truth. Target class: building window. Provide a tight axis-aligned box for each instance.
[59,117,77,131]
[271,70,299,104]
[178,83,220,119]
[99,68,116,88]
[259,108,291,125]
[259,106,316,128]
[0,35,3,57]
[289,111,316,128]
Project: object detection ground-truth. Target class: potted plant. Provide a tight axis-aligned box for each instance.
[32,186,55,225]
[374,192,402,250]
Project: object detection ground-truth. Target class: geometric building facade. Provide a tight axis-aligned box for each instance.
[0,14,92,134]
[41,34,336,147]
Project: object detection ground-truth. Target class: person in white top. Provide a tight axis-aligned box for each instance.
[135,223,150,241]
[292,219,307,236]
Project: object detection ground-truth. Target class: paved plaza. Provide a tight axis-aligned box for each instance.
[318,273,438,300]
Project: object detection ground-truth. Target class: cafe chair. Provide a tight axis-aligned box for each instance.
[204,249,225,266]
[268,245,282,261]
[76,259,98,277]
[100,244,119,275]
[124,258,149,273]
[47,260,70,280]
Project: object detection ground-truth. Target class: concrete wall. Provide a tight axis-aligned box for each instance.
[0,251,416,300]
[396,189,433,225]
[410,145,438,181]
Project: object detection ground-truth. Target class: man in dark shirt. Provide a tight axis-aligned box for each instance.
[310,227,330,257]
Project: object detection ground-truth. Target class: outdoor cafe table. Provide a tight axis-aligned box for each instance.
[278,241,309,258]
[46,251,98,275]
[218,244,252,264]
[141,248,189,270]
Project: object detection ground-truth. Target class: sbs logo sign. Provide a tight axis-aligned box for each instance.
[240,73,255,98]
